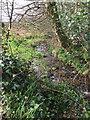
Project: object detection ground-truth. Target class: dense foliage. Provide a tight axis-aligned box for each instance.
[47,1,89,76]
[1,1,90,119]
[59,2,89,62]
[1,32,89,119]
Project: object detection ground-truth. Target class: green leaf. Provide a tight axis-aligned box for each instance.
[83,69,90,75]
[2,23,5,27]
[17,33,20,36]
[83,53,88,61]
[52,67,56,70]
[2,30,6,34]
[85,113,90,118]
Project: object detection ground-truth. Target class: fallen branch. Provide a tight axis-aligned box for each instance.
[40,83,86,110]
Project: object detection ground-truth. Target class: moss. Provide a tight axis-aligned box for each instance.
[47,2,71,49]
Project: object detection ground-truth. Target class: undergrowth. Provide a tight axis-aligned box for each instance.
[1,33,90,119]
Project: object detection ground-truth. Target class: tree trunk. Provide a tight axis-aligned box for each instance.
[47,2,71,49]
[6,0,14,40]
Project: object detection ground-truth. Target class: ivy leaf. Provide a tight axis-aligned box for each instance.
[52,67,56,70]
[85,113,90,118]
[17,33,20,36]
[2,23,5,27]
[2,30,6,34]
[83,53,88,61]
[82,69,90,75]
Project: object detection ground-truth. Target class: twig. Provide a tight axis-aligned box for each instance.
[40,83,84,108]
[84,75,88,92]
[8,43,14,57]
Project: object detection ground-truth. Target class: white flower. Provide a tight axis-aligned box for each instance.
[25,96,28,99]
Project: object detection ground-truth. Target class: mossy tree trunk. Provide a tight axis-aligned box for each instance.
[47,2,71,49]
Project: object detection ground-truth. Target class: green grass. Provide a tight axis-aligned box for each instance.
[8,35,45,62]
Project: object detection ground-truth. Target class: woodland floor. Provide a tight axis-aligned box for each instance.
[4,28,90,94]
[1,29,90,118]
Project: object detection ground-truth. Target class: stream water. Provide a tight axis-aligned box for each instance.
[32,42,89,96]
